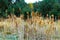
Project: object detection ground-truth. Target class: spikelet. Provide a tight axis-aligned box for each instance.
[45,29,50,35]
[33,27,37,32]
[16,18,21,25]
[25,22,29,33]
[57,20,60,32]
[5,22,10,28]
[45,25,56,36]
[39,19,44,27]
[20,14,24,19]
[46,14,48,17]
[58,20,60,26]
[31,11,35,17]
[0,22,4,28]
[45,28,52,35]
[51,14,54,18]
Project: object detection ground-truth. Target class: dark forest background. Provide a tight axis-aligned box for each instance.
[0,0,60,19]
